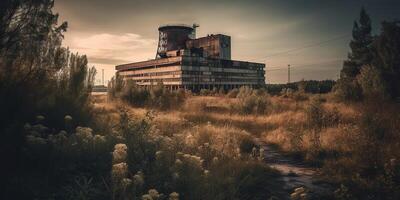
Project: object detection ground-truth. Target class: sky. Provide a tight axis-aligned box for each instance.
[54,0,400,84]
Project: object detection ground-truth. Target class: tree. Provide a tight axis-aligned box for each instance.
[336,8,373,101]
[370,21,400,99]
[341,7,373,79]
[0,1,96,197]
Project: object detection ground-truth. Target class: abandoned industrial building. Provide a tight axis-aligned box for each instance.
[115,24,265,91]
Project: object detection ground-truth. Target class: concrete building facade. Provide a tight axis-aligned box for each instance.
[116,24,265,91]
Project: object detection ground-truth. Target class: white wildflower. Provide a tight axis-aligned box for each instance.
[26,135,46,145]
[36,115,45,122]
[112,162,128,180]
[64,115,72,121]
[185,134,195,146]
[204,170,209,176]
[75,126,93,142]
[142,194,153,200]
[258,148,265,161]
[133,171,144,186]
[190,155,203,166]
[32,124,48,133]
[93,135,106,145]
[169,192,179,200]
[175,159,183,166]
[155,151,163,160]
[121,178,132,189]
[49,131,68,145]
[59,130,68,135]
[148,189,159,199]
[113,143,128,163]
[176,152,184,158]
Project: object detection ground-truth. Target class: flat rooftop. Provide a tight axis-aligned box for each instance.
[116,56,264,71]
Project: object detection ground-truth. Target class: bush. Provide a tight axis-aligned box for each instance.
[199,89,211,96]
[357,64,387,100]
[237,93,271,115]
[108,81,187,110]
[120,81,150,107]
[14,116,114,199]
[227,88,239,98]
[333,77,362,102]
[0,2,97,198]
[237,86,254,99]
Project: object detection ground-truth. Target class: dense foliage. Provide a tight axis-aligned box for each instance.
[335,8,400,101]
[265,80,335,95]
[0,0,96,198]
[108,77,186,110]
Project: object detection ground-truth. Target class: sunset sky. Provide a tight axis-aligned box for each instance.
[54,0,400,84]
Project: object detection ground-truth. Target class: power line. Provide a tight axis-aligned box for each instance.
[265,59,343,71]
[248,33,350,62]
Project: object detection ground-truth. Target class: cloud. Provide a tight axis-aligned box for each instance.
[62,32,157,84]
[67,33,157,66]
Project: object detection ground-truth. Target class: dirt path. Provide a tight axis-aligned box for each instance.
[254,139,333,199]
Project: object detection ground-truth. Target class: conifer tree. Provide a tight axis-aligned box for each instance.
[341,7,373,79]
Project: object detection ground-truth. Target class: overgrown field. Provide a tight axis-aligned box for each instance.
[99,85,400,199]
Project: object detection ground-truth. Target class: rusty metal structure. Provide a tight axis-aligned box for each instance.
[116,24,265,91]
[156,24,195,58]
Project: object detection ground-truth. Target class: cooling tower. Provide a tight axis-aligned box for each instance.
[156,24,196,58]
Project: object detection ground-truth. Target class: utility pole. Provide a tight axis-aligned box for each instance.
[287,64,291,84]
[102,69,104,86]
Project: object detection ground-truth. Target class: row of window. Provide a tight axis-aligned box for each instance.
[125,71,181,77]
[181,70,264,76]
[182,77,264,82]
[132,78,181,83]
[122,69,264,78]
[181,59,264,71]
[127,77,263,83]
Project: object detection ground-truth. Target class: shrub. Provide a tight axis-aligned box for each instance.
[199,89,211,96]
[333,78,362,102]
[237,86,253,99]
[108,74,125,99]
[109,80,187,110]
[19,116,114,199]
[357,64,387,100]
[237,93,271,115]
[227,88,239,98]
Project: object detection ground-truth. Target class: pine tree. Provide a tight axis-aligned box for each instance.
[335,8,373,101]
[340,7,373,79]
